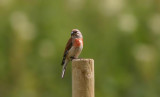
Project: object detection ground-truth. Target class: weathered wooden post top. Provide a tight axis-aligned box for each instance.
[72,59,94,97]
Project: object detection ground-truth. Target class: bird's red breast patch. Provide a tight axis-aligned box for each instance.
[73,38,83,47]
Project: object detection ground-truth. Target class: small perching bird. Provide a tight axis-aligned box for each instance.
[61,29,83,78]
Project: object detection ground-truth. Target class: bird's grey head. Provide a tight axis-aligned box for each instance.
[71,29,83,38]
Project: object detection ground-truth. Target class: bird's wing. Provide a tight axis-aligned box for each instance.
[61,37,72,65]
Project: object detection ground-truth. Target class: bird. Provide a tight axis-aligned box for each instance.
[61,29,83,78]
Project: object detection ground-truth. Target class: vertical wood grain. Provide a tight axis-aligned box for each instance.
[72,59,94,97]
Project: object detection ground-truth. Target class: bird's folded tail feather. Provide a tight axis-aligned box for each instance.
[61,51,68,65]
[61,67,66,78]
[61,60,68,78]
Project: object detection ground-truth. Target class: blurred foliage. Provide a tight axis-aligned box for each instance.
[0,0,160,97]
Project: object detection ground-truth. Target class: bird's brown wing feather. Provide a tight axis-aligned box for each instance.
[61,37,72,65]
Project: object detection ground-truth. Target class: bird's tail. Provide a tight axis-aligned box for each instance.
[61,60,68,78]
[61,65,66,78]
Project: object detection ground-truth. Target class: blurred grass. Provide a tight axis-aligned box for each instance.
[0,0,160,97]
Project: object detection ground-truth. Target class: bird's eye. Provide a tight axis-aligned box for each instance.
[71,32,74,35]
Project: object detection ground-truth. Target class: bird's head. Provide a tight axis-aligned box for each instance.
[71,29,83,38]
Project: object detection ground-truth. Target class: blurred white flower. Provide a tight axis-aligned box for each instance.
[118,13,138,33]
[0,0,12,8]
[148,14,160,35]
[133,44,156,62]
[67,0,85,11]
[10,11,36,41]
[39,40,55,58]
[99,0,125,16]
[133,44,158,81]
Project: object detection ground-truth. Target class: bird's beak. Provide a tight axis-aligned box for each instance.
[71,32,74,36]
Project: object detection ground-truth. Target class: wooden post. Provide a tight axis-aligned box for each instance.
[72,59,94,97]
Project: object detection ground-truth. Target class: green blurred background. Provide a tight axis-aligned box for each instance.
[0,0,160,97]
